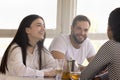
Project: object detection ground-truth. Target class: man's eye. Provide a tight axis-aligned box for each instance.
[77,27,81,30]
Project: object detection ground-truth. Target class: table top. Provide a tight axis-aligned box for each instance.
[0,74,56,80]
[0,74,101,80]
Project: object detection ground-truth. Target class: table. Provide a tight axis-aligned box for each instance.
[0,74,56,80]
[0,74,102,80]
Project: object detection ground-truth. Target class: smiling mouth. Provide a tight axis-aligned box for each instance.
[77,35,84,38]
[39,31,44,34]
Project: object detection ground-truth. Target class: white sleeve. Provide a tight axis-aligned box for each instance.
[7,47,44,77]
[86,39,96,58]
[41,49,56,69]
[49,35,68,55]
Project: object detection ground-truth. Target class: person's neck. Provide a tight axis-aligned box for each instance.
[28,41,37,54]
[69,35,81,49]
[28,36,38,47]
[29,41,36,48]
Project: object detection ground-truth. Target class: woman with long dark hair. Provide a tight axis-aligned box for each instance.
[0,14,56,77]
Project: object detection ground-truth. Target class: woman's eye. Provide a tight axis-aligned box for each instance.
[35,23,45,27]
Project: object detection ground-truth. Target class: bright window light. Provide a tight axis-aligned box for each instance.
[77,0,120,33]
[0,0,57,29]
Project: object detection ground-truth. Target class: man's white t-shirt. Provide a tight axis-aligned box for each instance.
[49,34,96,64]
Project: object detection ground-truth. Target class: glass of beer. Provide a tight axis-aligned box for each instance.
[55,59,65,79]
[70,71,81,80]
[70,61,81,80]
[62,71,70,80]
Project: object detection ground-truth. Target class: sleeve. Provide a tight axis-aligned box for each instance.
[41,49,56,69]
[80,41,113,80]
[86,39,96,58]
[7,47,44,77]
[49,34,68,55]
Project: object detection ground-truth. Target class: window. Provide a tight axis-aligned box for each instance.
[0,0,57,29]
[77,0,120,33]
[0,0,57,57]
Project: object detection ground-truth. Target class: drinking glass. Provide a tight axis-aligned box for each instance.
[70,71,81,80]
[70,61,81,80]
[55,59,65,80]
[62,60,70,80]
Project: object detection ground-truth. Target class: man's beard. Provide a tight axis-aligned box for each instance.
[73,34,86,44]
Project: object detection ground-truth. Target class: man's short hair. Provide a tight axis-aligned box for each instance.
[72,15,91,27]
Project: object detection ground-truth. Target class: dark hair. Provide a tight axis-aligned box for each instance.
[72,15,91,27]
[0,14,45,74]
[108,7,120,42]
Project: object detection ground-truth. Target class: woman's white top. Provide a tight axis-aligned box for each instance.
[6,43,56,77]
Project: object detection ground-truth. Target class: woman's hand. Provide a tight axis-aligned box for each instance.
[44,69,57,77]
